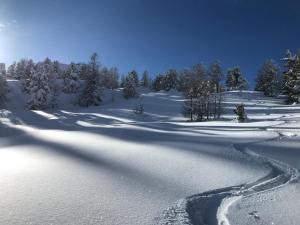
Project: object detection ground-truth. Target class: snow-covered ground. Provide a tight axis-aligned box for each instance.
[0,80,299,225]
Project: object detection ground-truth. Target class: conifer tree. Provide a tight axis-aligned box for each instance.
[63,63,80,93]
[140,70,150,88]
[164,69,178,91]
[282,49,300,103]
[123,72,138,99]
[208,60,223,93]
[255,59,280,96]
[27,62,55,109]
[79,53,102,106]
[0,73,8,104]
[226,67,248,91]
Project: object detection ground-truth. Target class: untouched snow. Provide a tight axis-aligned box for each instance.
[0,82,299,225]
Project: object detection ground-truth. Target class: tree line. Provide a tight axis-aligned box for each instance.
[0,49,299,115]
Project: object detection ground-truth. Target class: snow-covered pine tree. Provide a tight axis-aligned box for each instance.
[53,60,63,79]
[27,63,55,110]
[164,69,178,91]
[79,53,102,106]
[282,49,300,103]
[226,67,248,91]
[15,59,27,80]
[152,74,165,91]
[208,60,223,93]
[255,59,280,97]
[63,63,80,93]
[21,59,35,93]
[78,63,89,80]
[0,73,8,104]
[127,70,139,87]
[123,73,138,99]
[7,62,16,78]
[140,70,150,88]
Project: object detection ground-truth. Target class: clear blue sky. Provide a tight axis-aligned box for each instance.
[0,0,300,86]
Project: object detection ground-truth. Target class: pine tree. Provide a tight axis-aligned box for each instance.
[123,72,138,99]
[53,60,63,79]
[7,62,16,78]
[152,74,165,91]
[21,59,35,93]
[226,67,248,91]
[255,59,280,96]
[15,59,27,80]
[27,63,55,110]
[164,69,178,91]
[0,73,8,104]
[282,49,300,103]
[140,70,150,88]
[79,53,102,106]
[127,70,139,87]
[63,63,80,93]
[208,60,223,93]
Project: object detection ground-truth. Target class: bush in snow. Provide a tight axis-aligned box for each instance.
[63,63,80,93]
[234,103,247,122]
[282,49,300,104]
[0,74,8,104]
[226,67,248,91]
[134,104,144,114]
[27,62,56,110]
[79,53,102,107]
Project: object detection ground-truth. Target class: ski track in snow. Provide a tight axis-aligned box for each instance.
[158,115,300,225]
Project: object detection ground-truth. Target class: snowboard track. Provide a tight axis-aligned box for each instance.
[158,118,300,225]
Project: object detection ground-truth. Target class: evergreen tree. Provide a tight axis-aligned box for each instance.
[226,67,248,90]
[15,59,27,80]
[53,60,63,79]
[282,49,300,103]
[164,69,178,91]
[208,60,223,93]
[127,70,139,87]
[140,70,150,87]
[27,62,55,109]
[7,62,16,78]
[0,73,8,104]
[63,63,80,93]
[123,72,138,99]
[255,59,280,96]
[152,74,165,91]
[79,53,102,106]
[21,59,35,93]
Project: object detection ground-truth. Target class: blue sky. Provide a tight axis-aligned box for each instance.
[0,0,300,86]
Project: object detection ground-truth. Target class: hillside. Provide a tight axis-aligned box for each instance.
[0,80,299,225]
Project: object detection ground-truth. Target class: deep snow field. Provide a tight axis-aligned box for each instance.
[0,80,300,225]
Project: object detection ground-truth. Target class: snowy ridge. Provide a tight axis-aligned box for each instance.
[158,121,300,225]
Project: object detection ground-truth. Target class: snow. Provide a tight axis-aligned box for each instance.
[0,81,300,225]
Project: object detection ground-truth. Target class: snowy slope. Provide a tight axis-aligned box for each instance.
[0,81,299,225]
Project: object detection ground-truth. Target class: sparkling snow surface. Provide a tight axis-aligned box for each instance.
[0,81,299,225]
